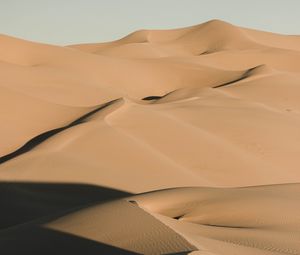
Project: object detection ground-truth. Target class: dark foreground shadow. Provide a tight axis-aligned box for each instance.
[0,225,139,255]
[0,182,132,229]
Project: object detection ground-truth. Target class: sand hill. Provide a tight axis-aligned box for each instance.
[0,20,300,254]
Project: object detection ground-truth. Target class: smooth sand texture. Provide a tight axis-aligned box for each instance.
[1,20,300,254]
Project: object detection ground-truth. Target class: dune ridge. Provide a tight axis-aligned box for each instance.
[1,20,300,254]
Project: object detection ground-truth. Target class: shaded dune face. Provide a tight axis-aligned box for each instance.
[0,20,300,254]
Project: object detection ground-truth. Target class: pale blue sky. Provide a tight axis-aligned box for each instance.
[0,0,299,45]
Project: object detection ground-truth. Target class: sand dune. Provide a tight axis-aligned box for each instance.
[133,184,300,254]
[1,184,299,254]
[1,20,300,254]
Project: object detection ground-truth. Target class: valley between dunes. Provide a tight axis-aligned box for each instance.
[1,20,300,254]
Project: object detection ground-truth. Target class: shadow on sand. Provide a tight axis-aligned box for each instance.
[0,182,132,229]
[0,182,136,254]
[0,99,118,165]
[0,225,139,255]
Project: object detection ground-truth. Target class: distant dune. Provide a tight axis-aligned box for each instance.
[0,20,300,254]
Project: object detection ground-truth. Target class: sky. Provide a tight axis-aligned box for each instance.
[0,0,299,45]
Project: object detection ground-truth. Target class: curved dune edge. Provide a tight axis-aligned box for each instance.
[46,184,300,255]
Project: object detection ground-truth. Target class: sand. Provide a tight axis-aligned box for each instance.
[0,19,300,254]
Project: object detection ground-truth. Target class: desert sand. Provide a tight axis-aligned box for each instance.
[0,20,300,254]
